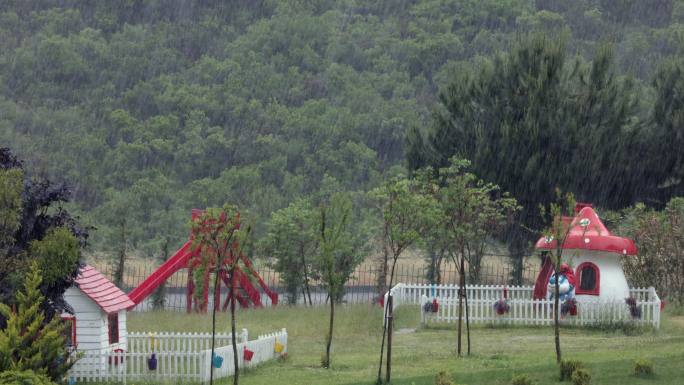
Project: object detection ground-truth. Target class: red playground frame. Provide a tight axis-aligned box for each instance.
[127,209,278,312]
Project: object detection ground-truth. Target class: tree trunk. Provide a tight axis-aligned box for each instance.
[231,268,240,385]
[464,274,471,356]
[554,270,561,363]
[300,249,313,306]
[377,256,398,384]
[435,251,444,285]
[114,220,126,287]
[376,294,389,384]
[507,228,527,285]
[385,295,393,384]
[378,222,390,295]
[457,255,464,357]
[324,294,335,368]
[209,267,222,385]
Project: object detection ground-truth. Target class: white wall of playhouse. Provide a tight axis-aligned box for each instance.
[62,286,127,352]
[563,250,631,302]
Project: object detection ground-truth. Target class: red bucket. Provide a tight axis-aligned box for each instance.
[243,347,254,361]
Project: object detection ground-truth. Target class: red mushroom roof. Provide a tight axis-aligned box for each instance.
[74,265,134,314]
[534,205,637,256]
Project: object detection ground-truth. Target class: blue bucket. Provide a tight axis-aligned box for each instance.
[212,354,223,368]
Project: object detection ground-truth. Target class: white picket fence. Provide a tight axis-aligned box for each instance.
[383,283,661,328]
[68,329,287,383]
[128,330,248,352]
[204,329,288,380]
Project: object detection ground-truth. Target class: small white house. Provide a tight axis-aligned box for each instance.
[62,265,134,352]
[534,204,638,302]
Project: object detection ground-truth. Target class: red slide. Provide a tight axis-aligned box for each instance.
[236,268,263,307]
[127,240,194,306]
[533,255,554,300]
[240,254,279,305]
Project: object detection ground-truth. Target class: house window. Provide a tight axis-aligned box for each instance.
[108,313,119,344]
[61,316,76,347]
[575,262,600,295]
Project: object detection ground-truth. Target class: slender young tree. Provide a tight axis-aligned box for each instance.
[317,193,365,369]
[371,176,439,384]
[539,190,576,364]
[191,205,247,385]
[423,159,518,357]
[262,199,318,305]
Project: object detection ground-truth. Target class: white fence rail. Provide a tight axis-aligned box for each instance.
[384,283,661,329]
[128,330,248,352]
[420,295,661,327]
[68,329,287,383]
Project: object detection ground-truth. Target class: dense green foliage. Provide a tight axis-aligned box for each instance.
[0,370,55,385]
[0,263,74,382]
[261,199,319,305]
[613,197,684,305]
[0,148,84,323]
[2,1,684,257]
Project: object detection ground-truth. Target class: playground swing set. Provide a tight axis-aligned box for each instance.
[127,209,278,312]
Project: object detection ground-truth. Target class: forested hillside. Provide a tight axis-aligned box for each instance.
[1,0,683,257]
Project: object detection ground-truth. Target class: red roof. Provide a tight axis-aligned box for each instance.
[74,265,134,314]
[534,205,637,256]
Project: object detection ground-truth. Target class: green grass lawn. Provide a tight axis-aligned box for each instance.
[127,305,684,385]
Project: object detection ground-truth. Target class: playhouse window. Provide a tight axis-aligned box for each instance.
[575,262,600,295]
[108,313,119,344]
[61,316,76,347]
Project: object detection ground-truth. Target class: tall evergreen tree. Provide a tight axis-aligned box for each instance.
[652,57,684,199]
[408,35,642,281]
[0,262,75,382]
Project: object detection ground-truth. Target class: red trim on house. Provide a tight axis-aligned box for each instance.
[575,262,600,296]
[108,313,119,344]
[61,316,77,347]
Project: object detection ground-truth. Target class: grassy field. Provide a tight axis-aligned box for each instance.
[127,305,684,385]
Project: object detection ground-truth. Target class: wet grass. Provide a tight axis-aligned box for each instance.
[127,305,684,384]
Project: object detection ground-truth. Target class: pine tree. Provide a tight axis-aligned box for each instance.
[0,262,74,382]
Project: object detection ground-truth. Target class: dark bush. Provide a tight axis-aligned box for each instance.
[571,368,591,385]
[510,373,535,385]
[633,359,654,376]
[560,360,584,381]
[435,371,453,385]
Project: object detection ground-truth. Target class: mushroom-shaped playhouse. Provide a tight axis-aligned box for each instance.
[418,206,660,328]
[533,203,637,303]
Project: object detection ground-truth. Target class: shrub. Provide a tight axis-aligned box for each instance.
[633,359,654,376]
[0,370,55,385]
[560,360,584,381]
[571,368,591,385]
[510,374,535,385]
[434,371,453,385]
[0,263,74,381]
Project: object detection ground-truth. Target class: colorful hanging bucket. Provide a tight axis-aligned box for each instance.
[212,353,223,368]
[244,347,254,361]
[147,353,157,370]
[274,342,284,353]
